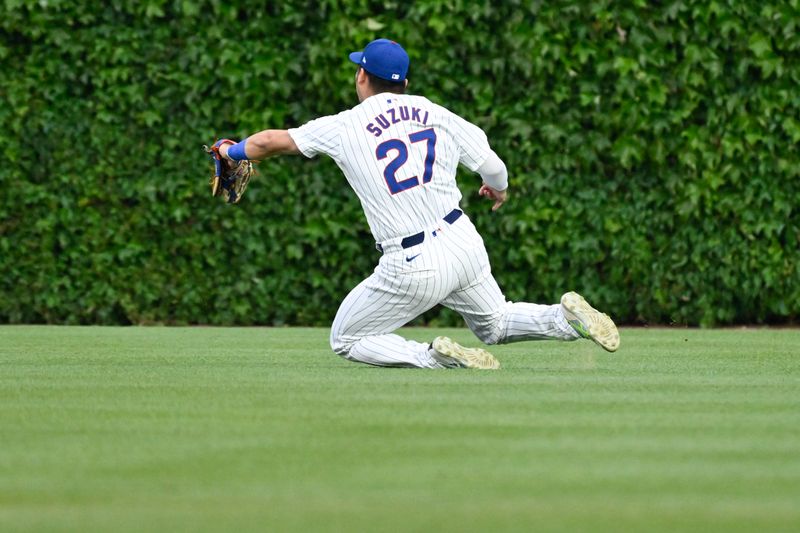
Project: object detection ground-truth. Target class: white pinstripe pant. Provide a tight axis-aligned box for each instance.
[330,212,579,368]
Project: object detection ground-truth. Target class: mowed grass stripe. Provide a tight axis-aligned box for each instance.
[0,326,798,532]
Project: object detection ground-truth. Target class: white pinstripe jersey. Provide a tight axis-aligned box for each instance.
[288,93,492,243]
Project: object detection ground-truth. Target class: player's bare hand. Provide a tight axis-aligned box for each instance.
[479,184,507,211]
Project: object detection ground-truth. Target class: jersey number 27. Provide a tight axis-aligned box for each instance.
[376,128,437,195]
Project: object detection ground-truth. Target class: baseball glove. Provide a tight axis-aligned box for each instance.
[203,139,255,204]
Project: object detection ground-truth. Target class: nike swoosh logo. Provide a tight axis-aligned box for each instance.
[405,254,421,262]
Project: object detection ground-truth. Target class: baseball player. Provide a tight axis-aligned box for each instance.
[213,38,620,369]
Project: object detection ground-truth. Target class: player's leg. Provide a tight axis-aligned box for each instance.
[443,265,620,350]
[441,268,580,345]
[330,228,502,369]
[329,262,448,368]
[438,214,616,347]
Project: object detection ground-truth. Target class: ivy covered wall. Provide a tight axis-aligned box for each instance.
[2,1,798,326]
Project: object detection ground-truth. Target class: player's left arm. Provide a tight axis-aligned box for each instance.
[219,129,301,160]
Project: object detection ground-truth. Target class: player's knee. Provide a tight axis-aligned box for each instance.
[329,330,353,356]
[474,329,502,345]
[469,320,505,345]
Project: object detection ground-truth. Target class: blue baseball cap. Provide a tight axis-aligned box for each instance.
[349,38,409,82]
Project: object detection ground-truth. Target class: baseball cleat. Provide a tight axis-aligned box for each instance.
[561,291,620,352]
[431,336,500,370]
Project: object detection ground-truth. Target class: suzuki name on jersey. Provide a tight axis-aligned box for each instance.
[366,106,430,137]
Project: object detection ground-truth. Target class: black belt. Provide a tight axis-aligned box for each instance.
[378,209,463,253]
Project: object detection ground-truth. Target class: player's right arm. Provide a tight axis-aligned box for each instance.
[477,153,508,211]
[450,112,509,210]
[219,129,300,160]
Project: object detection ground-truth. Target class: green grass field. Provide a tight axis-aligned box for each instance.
[1,327,798,532]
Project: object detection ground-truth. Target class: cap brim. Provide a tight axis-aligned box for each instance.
[348,51,363,66]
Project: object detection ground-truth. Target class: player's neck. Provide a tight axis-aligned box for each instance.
[357,87,378,103]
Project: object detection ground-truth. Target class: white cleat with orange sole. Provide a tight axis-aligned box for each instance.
[431,336,501,370]
[561,291,620,352]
